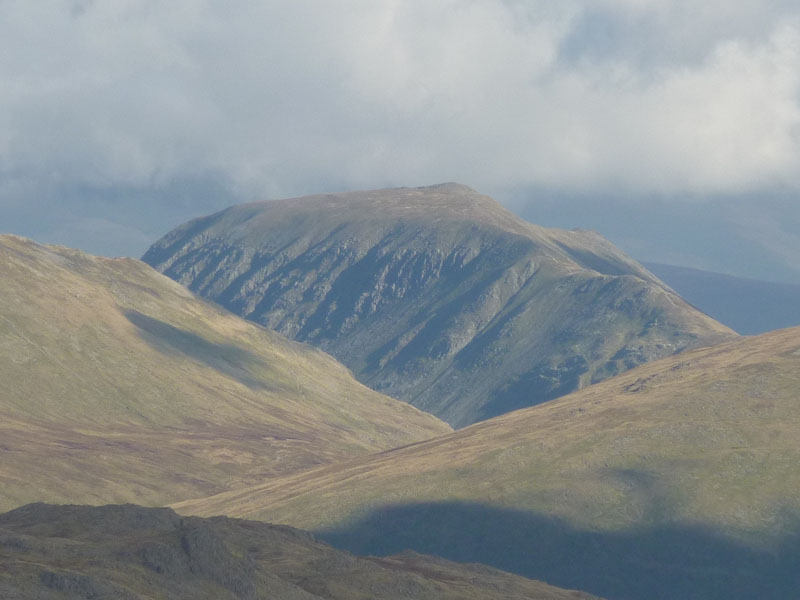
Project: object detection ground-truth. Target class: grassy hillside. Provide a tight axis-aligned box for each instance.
[144,183,735,427]
[0,503,601,600]
[0,235,449,512]
[175,327,800,599]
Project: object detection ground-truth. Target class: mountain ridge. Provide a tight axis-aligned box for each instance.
[144,184,736,427]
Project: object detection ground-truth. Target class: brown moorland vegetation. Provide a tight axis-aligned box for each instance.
[175,327,800,599]
[0,235,450,512]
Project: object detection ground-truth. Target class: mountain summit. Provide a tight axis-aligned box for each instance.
[144,184,735,427]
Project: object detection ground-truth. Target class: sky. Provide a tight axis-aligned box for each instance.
[2,1,800,282]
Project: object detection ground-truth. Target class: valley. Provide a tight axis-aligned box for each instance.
[3,4,797,597]
[174,326,800,599]
[1,189,796,599]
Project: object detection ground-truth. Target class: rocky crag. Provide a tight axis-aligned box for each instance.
[0,503,600,600]
[145,183,735,427]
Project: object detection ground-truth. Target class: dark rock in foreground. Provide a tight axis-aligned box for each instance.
[0,503,600,600]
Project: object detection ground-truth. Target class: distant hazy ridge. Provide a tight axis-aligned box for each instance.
[644,262,800,335]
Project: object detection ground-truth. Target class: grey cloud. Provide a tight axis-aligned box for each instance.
[0,0,799,273]
[2,1,799,195]
[561,1,800,68]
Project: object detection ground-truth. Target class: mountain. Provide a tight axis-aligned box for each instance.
[143,183,735,427]
[174,326,800,600]
[643,262,800,335]
[0,235,449,513]
[0,503,601,600]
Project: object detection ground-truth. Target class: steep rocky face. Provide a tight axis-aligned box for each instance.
[0,503,602,600]
[144,183,736,427]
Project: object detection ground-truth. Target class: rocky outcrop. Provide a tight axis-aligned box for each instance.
[145,183,736,427]
[0,503,602,600]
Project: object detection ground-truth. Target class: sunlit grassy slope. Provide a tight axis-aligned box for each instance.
[176,326,800,542]
[0,235,450,512]
[174,327,800,598]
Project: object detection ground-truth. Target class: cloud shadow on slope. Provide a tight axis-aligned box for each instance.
[318,501,800,600]
[124,310,277,391]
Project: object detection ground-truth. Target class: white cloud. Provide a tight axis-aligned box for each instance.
[1,0,799,228]
[537,22,800,194]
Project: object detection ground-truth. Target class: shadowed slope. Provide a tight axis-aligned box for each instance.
[0,235,450,512]
[144,183,735,427]
[321,502,800,600]
[175,327,800,599]
[319,502,800,600]
[0,503,601,600]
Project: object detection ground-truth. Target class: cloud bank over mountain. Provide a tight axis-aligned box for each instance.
[2,1,799,277]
